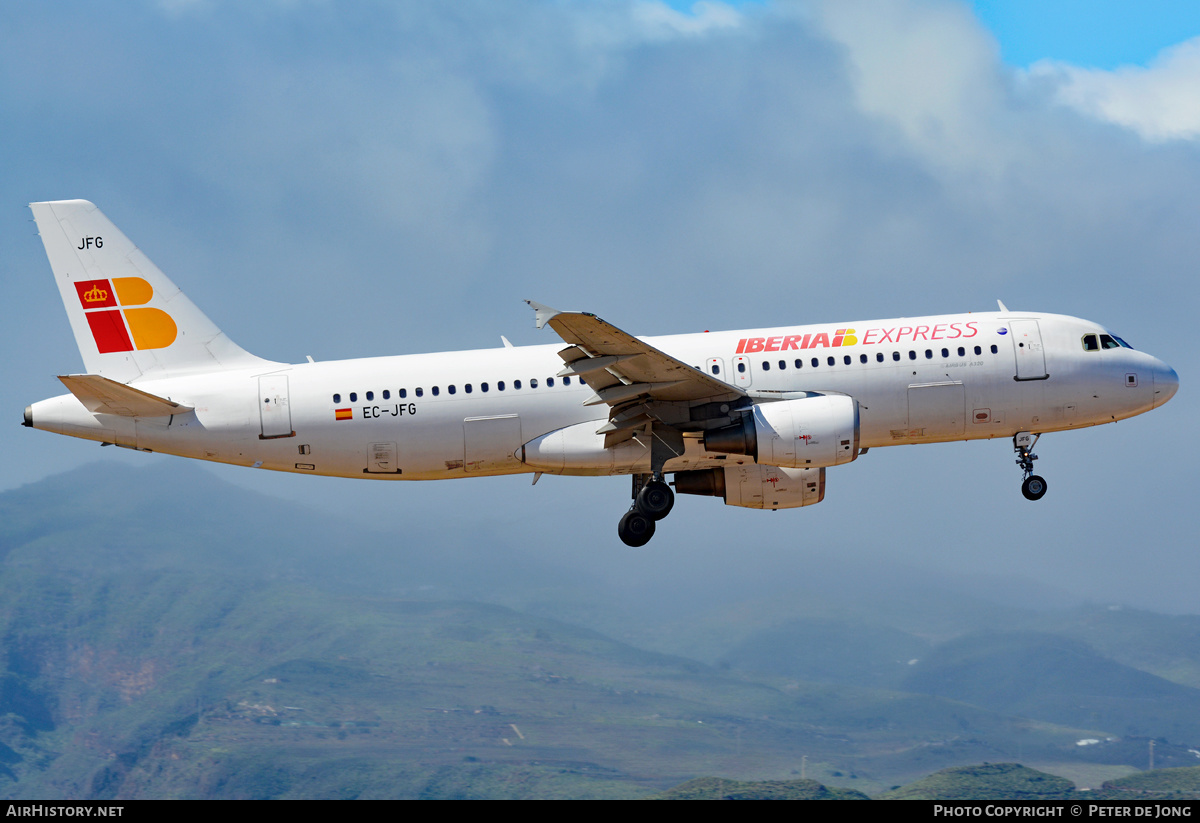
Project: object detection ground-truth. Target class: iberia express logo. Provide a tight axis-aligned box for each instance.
[736,329,857,354]
[74,277,177,353]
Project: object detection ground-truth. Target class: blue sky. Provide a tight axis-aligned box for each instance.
[665,1,1200,68]
[3,0,1199,612]
[970,0,1200,67]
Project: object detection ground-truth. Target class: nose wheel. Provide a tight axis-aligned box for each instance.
[618,474,675,546]
[1014,432,1047,501]
[1022,474,1047,501]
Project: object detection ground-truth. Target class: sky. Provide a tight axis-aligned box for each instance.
[2,0,1199,613]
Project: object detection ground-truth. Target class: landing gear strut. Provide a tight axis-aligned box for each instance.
[618,473,675,547]
[1014,432,1047,501]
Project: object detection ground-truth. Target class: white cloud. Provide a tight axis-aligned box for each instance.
[807,0,1011,174]
[631,1,743,38]
[1029,36,1200,142]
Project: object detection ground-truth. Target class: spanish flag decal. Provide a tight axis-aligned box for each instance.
[335,408,352,421]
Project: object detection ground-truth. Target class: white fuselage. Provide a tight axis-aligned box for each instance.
[29,311,1176,480]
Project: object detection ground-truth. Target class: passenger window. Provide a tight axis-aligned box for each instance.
[762,361,770,371]
[844,355,851,365]
[711,364,720,375]
[738,362,746,373]
[779,360,786,370]
[498,381,505,391]
[514,380,522,390]
[860,354,868,364]
[547,378,554,387]
[481,383,488,393]
[350,392,358,402]
[811,358,819,368]
[908,351,916,360]
[990,345,998,354]
[366,391,374,401]
[827,356,835,366]
[563,376,571,385]
[450,385,458,395]
[795,359,803,369]
[383,390,390,400]
[974,346,982,355]
[333,393,341,403]
[876,353,884,363]
[415,388,423,397]
[958,347,965,357]
[530,378,538,389]
[432,386,440,396]
[925,350,932,359]
[465,384,472,394]
[399,389,407,399]
[941,348,948,358]
[892,352,900,361]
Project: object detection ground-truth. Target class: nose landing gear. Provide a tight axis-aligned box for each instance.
[1014,432,1047,501]
[618,473,675,547]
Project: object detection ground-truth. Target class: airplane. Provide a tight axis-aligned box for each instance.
[22,200,1179,546]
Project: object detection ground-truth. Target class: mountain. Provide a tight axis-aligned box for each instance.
[1,461,1198,797]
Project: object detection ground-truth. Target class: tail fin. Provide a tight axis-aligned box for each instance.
[30,199,272,383]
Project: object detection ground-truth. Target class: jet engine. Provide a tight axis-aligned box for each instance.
[674,464,825,509]
[703,395,859,469]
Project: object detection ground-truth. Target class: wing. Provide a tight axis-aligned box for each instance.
[527,301,746,447]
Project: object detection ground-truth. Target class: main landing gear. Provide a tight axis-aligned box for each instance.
[1014,431,1047,501]
[618,473,675,547]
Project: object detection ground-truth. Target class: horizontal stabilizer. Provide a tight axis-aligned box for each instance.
[58,374,193,417]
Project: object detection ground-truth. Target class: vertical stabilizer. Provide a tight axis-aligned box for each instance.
[30,200,273,383]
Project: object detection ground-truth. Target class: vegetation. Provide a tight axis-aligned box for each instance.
[878,763,1076,800]
[1,463,1199,798]
[653,777,868,800]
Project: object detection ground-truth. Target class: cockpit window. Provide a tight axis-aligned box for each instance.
[1085,332,1134,351]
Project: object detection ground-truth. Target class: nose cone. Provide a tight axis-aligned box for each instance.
[1155,363,1179,408]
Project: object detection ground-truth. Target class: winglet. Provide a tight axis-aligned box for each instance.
[525,300,561,330]
[997,299,1010,312]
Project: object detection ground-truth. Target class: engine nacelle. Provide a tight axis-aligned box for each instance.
[704,395,859,469]
[674,464,825,509]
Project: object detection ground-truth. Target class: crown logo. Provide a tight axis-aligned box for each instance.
[83,285,108,303]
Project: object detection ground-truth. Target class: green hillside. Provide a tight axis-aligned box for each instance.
[1,463,1198,797]
[653,776,868,799]
[879,763,1076,800]
[1101,766,1200,798]
[720,617,931,690]
[901,632,1200,742]
[1034,608,1200,690]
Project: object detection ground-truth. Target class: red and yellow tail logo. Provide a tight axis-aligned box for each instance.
[74,277,177,353]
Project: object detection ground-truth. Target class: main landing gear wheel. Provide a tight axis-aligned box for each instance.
[618,509,656,547]
[1022,475,1047,501]
[636,479,675,521]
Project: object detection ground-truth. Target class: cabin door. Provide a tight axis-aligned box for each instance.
[258,375,294,439]
[1010,320,1048,381]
